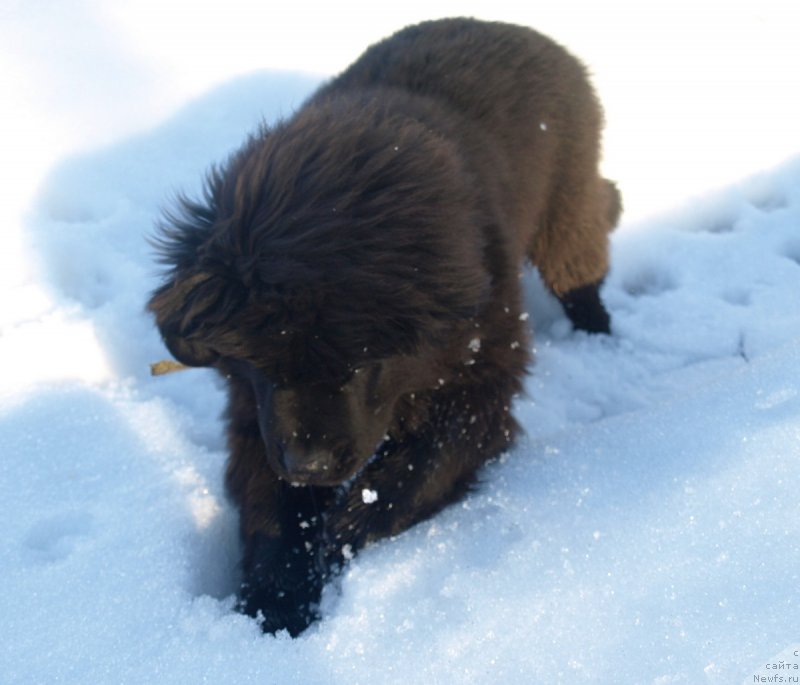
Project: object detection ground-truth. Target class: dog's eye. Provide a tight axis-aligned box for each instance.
[331,366,358,391]
[347,364,369,381]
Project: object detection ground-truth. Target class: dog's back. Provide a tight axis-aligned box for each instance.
[314,18,615,296]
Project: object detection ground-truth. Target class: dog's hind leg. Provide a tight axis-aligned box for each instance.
[530,178,621,334]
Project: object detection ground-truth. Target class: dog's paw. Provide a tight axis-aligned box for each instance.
[237,582,319,636]
[559,282,612,334]
[238,532,326,636]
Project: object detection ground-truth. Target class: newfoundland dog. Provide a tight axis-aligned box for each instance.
[148,17,621,635]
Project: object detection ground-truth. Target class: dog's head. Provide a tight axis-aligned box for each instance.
[148,96,489,485]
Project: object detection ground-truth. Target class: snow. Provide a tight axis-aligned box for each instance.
[362,489,380,504]
[2,2,800,683]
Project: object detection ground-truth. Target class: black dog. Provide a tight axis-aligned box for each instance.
[149,18,620,635]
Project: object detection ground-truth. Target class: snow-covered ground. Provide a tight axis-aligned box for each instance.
[2,2,799,683]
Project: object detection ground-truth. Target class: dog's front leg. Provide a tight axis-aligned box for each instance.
[323,380,519,561]
[227,424,332,636]
[237,479,334,636]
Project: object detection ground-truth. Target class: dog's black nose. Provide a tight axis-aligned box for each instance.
[279,447,332,478]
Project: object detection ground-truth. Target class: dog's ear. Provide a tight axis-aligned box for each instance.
[160,330,220,368]
[147,273,221,367]
[150,166,225,273]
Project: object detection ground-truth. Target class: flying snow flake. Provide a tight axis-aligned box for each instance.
[468,337,481,352]
[519,312,529,321]
[539,122,548,131]
[362,488,379,504]
[341,544,354,560]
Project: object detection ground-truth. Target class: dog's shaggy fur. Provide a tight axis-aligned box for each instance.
[148,18,621,635]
